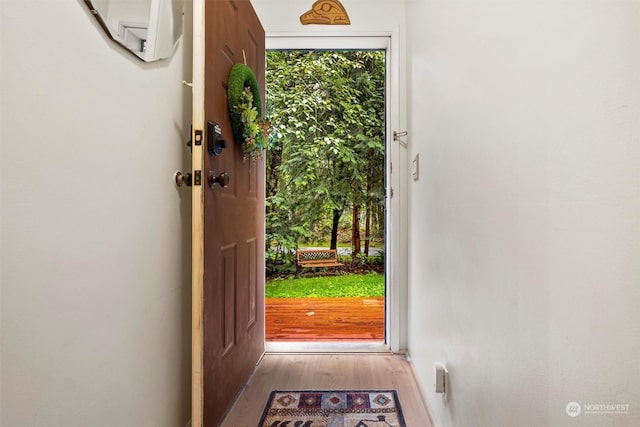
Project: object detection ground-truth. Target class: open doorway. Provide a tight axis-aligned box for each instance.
[264,47,388,348]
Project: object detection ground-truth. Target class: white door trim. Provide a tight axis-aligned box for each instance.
[264,31,405,354]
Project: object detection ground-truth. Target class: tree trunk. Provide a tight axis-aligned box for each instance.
[265,146,282,255]
[364,202,371,256]
[351,203,361,258]
[266,147,282,200]
[330,208,342,250]
[364,159,372,256]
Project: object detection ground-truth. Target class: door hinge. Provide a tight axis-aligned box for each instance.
[194,130,203,146]
[193,170,202,186]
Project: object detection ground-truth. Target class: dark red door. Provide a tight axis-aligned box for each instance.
[202,1,265,425]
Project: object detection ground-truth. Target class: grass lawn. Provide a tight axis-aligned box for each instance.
[266,273,384,298]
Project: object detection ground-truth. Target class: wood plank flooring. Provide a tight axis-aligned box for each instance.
[265,297,385,341]
[221,354,433,427]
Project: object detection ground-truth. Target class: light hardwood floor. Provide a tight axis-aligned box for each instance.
[220,353,433,427]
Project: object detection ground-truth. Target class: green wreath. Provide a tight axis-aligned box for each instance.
[227,63,262,145]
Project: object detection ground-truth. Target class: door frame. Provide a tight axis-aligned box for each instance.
[191,0,205,424]
[263,31,406,354]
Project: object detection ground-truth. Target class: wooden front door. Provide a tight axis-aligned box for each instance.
[192,1,265,426]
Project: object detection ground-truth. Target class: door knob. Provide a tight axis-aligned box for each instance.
[174,171,192,187]
[208,171,230,189]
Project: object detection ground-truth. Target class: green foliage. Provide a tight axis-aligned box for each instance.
[373,248,385,264]
[235,87,272,159]
[228,63,262,145]
[337,254,352,264]
[265,50,386,258]
[337,254,384,266]
[266,273,384,298]
[355,252,370,265]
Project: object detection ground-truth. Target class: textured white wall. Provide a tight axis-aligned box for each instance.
[0,1,192,426]
[252,0,405,33]
[406,1,640,426]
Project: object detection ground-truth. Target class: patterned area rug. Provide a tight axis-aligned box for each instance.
[258,390,407,427]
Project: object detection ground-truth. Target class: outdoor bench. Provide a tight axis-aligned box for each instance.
[296,249,343,269]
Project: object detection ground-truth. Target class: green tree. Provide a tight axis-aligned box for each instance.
[266,50,385,262]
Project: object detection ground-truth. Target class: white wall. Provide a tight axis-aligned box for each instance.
[406,1,640,426]
[0,1,193,426]
[252,0,405,33]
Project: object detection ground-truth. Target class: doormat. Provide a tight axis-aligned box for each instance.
[258,390,407,427]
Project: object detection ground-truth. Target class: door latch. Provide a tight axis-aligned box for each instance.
[194,129,203,146]
[186,128,203,151]
[174,170,202,187]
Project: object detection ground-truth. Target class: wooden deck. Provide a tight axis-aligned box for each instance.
[265,297,385,341]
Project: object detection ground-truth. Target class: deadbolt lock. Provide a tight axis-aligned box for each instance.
[208,121,227,156]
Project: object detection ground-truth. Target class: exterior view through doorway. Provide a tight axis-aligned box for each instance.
[264,36,400,353]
